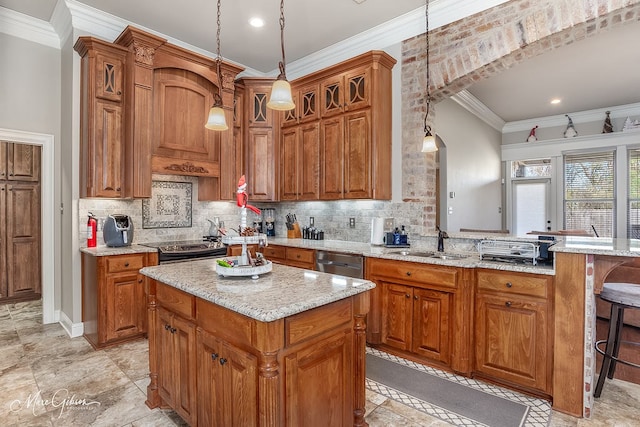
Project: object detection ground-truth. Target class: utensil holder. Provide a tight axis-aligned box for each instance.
[287,223,302,239]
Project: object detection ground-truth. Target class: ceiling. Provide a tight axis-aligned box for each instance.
[1,0,639,124]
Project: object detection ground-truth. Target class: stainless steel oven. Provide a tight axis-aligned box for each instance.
[140,238,227,264]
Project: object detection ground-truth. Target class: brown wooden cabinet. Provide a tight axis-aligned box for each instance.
[366,258,472,374]
[281,83,320,127]
[81,252,157,348]
[196,329,258,427]
[281,122,320,201]
[74,38,128,198]
[2,182,41,300]
[474,269,553,396]
[1,142,41,181]
[236,78,280,201]
[147,278,369,426]
[156,306,197,426]
[260,244,315,270]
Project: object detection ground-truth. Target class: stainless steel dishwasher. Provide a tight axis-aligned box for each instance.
[315,250,364,278]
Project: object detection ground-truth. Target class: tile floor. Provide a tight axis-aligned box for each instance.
[1,299,639,426]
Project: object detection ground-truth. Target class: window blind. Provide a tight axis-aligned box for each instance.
[629,149,640,238]
[564,151,615,237]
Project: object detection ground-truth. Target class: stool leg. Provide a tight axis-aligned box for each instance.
[607,305,625,379]
[594,303,620,398]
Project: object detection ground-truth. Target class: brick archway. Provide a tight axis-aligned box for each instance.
[402,0,640,230]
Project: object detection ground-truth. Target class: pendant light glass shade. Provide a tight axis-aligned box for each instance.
[206,0,228,131]
[267,0,295,111]
[205,105,228,130]
[267,78,295,111]
[422,131,437,153]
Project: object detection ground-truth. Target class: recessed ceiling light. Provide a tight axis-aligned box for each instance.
[249,17,264,28]
[550,98,562,105]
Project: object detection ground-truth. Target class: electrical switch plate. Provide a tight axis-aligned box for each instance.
[349,217,356,228]
[384,218,394,231]
[310,217,314,226]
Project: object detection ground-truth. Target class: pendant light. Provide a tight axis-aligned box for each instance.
[421,0,437,153]
[205,0,228,130]
[267,0,295,111]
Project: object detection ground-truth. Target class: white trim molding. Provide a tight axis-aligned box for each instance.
[0,6,59,48]
[59,309,84,338]
[0,128,57,325]
[451,90,506,132]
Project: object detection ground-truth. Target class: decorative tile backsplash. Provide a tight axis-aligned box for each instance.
[78,174,435,247]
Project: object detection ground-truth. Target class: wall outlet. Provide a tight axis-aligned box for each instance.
[309,216,314,226]
[384,218,394,231]
[349,217,356,228]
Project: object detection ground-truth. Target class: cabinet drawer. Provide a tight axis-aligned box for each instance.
[157,282,195,320]
[262,245,286,260]
[476,270,550,299]
[370,259,458,289]
[106,254,145,273]
[286,298,351,346]
[286,248,315,264]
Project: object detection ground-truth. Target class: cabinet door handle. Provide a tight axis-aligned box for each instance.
[9,173,13,176]
[219,358,227,366]
[505,301,512,307]
[505,282,513,288]
[117,90,122,95]
[211,353,219,360]
[138,279,142,283]
[414,295,418,300]
[170,327,177,333]
[406,271,411,276]
[164,324,171,331]
[116,187,121,191]
[124,262,130,267]
[405,294,410,298]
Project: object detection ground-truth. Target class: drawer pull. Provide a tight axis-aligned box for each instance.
[211,353,218,360]
[414,295,418,300]
[170,327,177,333]
[164,324,171,331]
[124,262,130,267]
[505,282,513,288]
[505,301,512,307]
[406,271,411,276]
[219,358,227,366]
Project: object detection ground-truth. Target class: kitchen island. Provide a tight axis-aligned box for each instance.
[140,260,375,427]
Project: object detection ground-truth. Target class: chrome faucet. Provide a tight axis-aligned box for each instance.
[436,226,448,252]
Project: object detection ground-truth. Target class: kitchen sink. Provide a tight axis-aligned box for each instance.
[390,250,435,257]
[428,253,469,260]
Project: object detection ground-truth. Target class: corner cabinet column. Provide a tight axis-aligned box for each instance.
[114,28,166,199]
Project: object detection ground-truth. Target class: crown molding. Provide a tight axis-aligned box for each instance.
[450,90,505,131]
[50,0,72,48]
[0,6,59,48]
[502,102,640,133]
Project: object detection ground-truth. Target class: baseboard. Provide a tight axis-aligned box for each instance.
[59,310,84,338]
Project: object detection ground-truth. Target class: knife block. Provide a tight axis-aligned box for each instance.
[287,223,302,239]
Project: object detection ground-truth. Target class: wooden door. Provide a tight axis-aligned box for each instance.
[219,339,258,426]
[104,271,144,342]
[343,110,371,199]
[321,74,344,118]
[412,288,451,364]
[95,51,124,102]
[0,142,6,179]
[475,293,549,392]
[7,143,40,181]
[299,122,320,200]
[197,330,226,427]
[280,126,299,200]
[6,182,40,298]
[344,67,371,112]
[156,308,176,407]
[91,100,124,197]
[248,86,273,128]
[298,84,320,123]
[319,116,344,199]
[0,184,6,299]
[247,128,277,201]
[381,282,413,351]
[172,313,197,426]
[285,331,353,426]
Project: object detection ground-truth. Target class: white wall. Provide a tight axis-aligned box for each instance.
[435,98,503,232]
[0,32,62,318]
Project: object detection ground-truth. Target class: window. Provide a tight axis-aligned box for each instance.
[564,151,615,237]
[629,149,640,238]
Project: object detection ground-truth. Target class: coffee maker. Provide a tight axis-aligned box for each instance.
[263,208,276,236]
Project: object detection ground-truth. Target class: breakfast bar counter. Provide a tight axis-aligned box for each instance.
[140,260,374,426]
[552,238,640,418]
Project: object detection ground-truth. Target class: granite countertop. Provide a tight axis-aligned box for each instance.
[551,237,640,257]
[140,261,375,322]
[265,238,556,275]
[80,244,158,256]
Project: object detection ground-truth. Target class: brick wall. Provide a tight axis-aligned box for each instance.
[402,0,640,229]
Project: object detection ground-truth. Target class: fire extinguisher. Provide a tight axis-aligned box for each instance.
[87,212,97,248]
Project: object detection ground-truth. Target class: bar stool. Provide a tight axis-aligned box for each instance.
[594,282,640,398]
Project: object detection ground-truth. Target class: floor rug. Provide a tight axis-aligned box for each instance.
[366,347,552,426]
